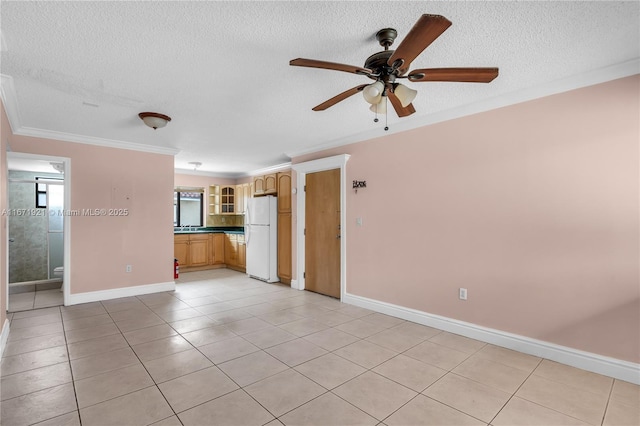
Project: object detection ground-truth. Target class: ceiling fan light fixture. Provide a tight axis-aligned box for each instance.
[394,83,417,107]
[363,81,384,104]
[138,112,171,129]
[369,96,387,114]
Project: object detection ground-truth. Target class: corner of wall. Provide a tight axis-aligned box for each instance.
[0,318,9,356]
[1,99,10,329]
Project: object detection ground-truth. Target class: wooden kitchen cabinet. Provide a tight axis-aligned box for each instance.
[264,174,277,194]
[225,233,246,272]
[220,186,235,214]
[209,233,225,265]
[174,234,189,268]
[277,171,292,283]
[253,173,277,196]
[189,234,209,267]
[235,183,250,214]
[253,175,265,196]
[277,171,291,213]
[224,233,238,267]
[237,234,246,271]
[277,212,292,283]
[174,233,210,269]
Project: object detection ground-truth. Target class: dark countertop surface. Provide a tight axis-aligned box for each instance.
[174,227,244,235]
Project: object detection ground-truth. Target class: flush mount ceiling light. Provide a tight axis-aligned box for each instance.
[138,112,171,129]
[188,162,202,171]
[50,162,65,174]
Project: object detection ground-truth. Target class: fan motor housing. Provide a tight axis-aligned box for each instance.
[364,50,407,79]
[375,28,398,48]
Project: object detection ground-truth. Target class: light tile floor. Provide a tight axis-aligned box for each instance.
[8,288,64,312]
[1,269,638,425]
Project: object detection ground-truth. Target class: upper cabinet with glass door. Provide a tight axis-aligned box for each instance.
[220,186,235,214]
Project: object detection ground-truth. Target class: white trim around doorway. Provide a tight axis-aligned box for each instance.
[291,154,350,300]
[6,152,71,308]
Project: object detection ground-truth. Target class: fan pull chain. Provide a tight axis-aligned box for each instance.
[384,97,389,131]
[371,98,389,131]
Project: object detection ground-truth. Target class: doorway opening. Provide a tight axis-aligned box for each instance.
[6,153,71,312]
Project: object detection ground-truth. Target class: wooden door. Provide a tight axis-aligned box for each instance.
[305,168,341,298]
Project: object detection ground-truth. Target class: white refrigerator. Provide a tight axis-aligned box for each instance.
[245,196,278,282]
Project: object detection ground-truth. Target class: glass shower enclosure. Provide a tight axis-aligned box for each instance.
[8,171,64,289]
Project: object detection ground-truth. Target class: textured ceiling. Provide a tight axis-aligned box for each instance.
[1,1,638,177]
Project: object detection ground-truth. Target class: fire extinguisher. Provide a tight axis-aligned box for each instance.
[174,258,179,279]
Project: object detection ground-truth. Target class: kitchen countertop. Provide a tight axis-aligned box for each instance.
[174,227,244,235]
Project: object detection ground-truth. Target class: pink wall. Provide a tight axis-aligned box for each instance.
[1,102,9,326]
[8,132,175,294]
[293,75,640,363]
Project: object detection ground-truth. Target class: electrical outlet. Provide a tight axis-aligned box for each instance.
[356,217,363,226]
[126,265,132,273]
[459,288,467,300]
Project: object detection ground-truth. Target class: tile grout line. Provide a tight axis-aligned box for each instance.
[60,304,84,426]
[599,375,616,426]
[483,356,606,425]
[109,297,182,424]
[388,343,491,425]
[483,355,543,425]
[171,283,301,424]
[7,272,632,425]
[171,284,364,423]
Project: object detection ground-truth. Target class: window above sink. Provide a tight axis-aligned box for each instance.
[174,187,204,227]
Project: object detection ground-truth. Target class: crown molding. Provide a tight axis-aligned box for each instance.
[285,59,640,159]
[173,168,245,179]
[14,126,180,156]
[1,73,179,156]
[174,161,292,179]
[0,74,21,134]
[245,162,292,177]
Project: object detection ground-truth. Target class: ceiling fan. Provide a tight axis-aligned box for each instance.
[290,14,499,127]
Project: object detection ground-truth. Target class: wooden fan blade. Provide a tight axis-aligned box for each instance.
[387,14,452,71]
[408,67,499,83]
[290,58,372,75]
[387,91,416,117]
[312,84,368,111]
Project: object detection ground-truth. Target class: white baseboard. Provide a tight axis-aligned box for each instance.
[66,281,176,306]
[343,292,640,385]
[1,318,10,357]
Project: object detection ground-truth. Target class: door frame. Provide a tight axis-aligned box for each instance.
[292,154,350,300]
[6,152,72,307]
